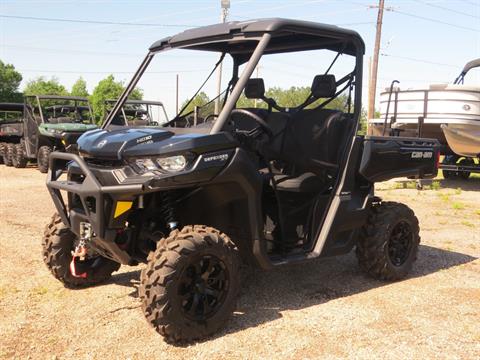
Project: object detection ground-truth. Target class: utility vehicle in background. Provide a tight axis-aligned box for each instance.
[23,95,97,172]
[43,19,440,343]
[0,102,24,166]
[104,99,169,127]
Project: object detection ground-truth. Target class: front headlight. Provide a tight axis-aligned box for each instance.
[132,155,187,174]
[135,158,157,172]
[48,128,62,134]
[157,155,186,172]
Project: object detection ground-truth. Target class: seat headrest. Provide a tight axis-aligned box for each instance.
[311,75,336,98]
[245,78,265,99]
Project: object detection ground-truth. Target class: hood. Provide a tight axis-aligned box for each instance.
[39,123,98,133]
[77,127,237,160]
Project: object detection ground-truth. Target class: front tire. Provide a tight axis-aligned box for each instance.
[37,145,52,173]
[356,201,420,281]
[5,143,14,166]
[0,143,5,164]
[42,213,120,288]
[12,143,28,168]
[140,225,240,343]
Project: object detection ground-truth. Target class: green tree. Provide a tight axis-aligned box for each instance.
[0,60,23,102]
[236,86,350,112]
[180,92,210,113]
[23,76,68,96]
[71,77,89,97]
[90,75,143,121]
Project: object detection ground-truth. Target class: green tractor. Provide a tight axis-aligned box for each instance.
[17,95,97,172]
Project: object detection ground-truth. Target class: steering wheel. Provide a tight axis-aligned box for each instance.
[229,109,274,138]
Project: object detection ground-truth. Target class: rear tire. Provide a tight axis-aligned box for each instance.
[5,143,14,167]
[37,145,52,173]
[356,201,420,281]
[12,143,28,168]
[140,225,240,343]
[42,213,120,288]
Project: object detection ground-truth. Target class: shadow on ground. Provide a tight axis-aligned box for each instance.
[105,244,477,342]
[392,176,480,192]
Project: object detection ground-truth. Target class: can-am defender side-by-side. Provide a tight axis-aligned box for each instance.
[43,19,440,343]
[0,102,25,166]
[18,95,97,172]
[104,99,169,127]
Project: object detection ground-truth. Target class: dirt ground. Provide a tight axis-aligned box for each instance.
[0,166,479,359]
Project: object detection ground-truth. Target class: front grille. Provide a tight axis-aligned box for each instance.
[84,158,124,167]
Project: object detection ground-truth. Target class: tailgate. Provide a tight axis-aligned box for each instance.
[359,136,440,182]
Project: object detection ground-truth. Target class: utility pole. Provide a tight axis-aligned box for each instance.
[368,0,385,122]
[214,0,230,115]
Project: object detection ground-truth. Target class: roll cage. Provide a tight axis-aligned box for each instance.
[102,18,365,133]
[26,95,94,124]
[104,99,169,126]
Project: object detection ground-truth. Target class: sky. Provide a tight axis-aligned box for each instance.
[0,0,479,118]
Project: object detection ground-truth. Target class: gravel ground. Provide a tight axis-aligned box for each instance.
[0,166,479,359]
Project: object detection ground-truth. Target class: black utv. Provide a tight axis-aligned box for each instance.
[43,19,440,343]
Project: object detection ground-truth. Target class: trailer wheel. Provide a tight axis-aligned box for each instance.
[37,145,52,173]
[458,158,472,180]
[12,143,28,168]
[140,225,240,343]
[5,143,15,167]
[356,201,420,281]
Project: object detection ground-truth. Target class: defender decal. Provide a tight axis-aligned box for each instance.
[203,153,229,162]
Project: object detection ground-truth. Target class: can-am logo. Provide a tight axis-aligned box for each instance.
[97,139,108,148]
[411,151,433,159]
[204,153,229,162]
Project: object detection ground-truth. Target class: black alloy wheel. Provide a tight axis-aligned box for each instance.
[179,254,229,321]
[387,220,414,267]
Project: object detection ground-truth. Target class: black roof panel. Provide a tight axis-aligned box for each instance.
[0,103,24,111]
[149,18,364,56]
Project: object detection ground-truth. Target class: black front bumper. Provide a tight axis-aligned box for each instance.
[47,152,145,264]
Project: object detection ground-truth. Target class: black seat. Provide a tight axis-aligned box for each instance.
[275,109,349,193]
[268,74,353,193]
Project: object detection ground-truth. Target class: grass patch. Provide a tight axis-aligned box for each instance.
[31,286,49,296]
[392,181,417,189]
[452,202,465,210]
[430,181,441,190]
[455,187,462,195]
[437,193,451,202]
[461,221,475,228]
[475,210,480,216]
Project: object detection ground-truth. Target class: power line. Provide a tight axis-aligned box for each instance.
[464,0,480,7]
[390,9,479,32]
[0,14,197,27]
[414,0,480,19]
[380,53,458,68]
[18,68,210,74]
[2,44,143,57]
